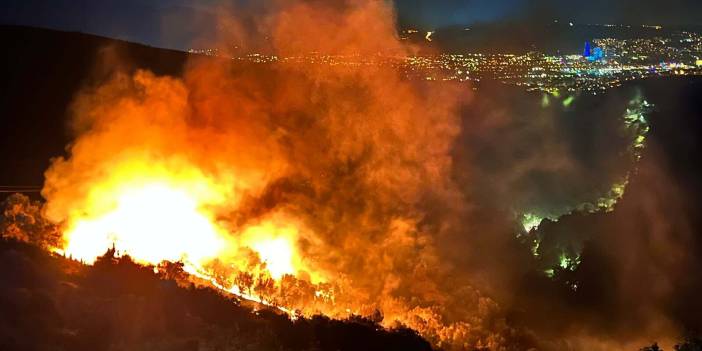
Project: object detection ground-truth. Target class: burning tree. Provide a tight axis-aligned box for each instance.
[0,193,60,249]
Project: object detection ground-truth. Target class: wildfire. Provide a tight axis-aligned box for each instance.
[248,237,295,279]
[35,0,481,347]
[52,169,338,323]
[61,182,225,264]
[57,170,309,289]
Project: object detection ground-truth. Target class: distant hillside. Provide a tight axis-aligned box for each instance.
[0,237,432,351]
[0,25,188,190]
[403,22,700,54]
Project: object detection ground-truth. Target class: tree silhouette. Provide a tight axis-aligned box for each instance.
[235,271,254,295]
[254,274,277,303]
[642,342,663,351]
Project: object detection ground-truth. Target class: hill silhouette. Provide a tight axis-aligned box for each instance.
[0,25,188,190]
[0,237,432,351]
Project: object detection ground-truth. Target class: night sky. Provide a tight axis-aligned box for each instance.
[396,0,702,28]
[1,0,701,49]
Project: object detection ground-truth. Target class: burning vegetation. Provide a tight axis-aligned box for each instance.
[34,1,487,349]
[0,235,433,351]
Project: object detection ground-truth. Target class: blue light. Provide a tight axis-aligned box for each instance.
[583,41,591,57]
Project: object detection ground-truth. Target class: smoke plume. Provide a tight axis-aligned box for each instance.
[40,1,512,348]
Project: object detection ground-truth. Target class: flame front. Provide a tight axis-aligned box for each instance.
[247,236,295,279]
[62,183,225,264]
[56,158,309,291]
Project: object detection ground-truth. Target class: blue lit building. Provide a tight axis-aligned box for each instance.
[583,41,591,57]
[591,47,604,61]
[583,41,604,62]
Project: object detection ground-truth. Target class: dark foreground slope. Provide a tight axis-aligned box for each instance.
[0,238,431,351]
[0,25,188,189]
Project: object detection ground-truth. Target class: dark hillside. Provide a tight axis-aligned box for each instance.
[0,238,432,351]
[0,25,188,189]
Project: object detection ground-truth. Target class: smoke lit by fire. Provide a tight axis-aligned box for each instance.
[37,1,486,348]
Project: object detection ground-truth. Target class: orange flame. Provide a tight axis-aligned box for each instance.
[56,158,315,289]
[61,182,225,264]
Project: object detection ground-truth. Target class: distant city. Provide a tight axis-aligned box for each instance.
[190,24,702,95]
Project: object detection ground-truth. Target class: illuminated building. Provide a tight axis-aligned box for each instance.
[588,47,604,62]
[583,41,592,57]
